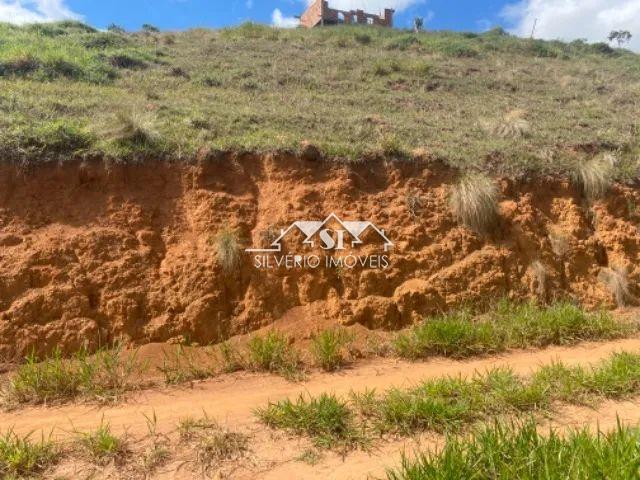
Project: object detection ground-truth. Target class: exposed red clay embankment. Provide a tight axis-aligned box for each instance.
[1,154,639,358]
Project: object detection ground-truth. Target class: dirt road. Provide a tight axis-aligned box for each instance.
[4,337,640,440]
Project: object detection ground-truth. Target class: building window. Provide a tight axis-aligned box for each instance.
[367,17,374,25]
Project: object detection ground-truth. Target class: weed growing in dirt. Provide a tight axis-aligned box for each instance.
[195,427,249,474]
[177,413,249,473]
[310,328,354,372]
[76,419,128,465]
[217,341,244,373]
[0,430,59,477]
[256,393,364,449]
[449,172,499,234]
[159,346,216,385]
[140,411,170,473]
[1,343,147,408]
[247,331,302,380]
[393,301,631,360]
[295,448,324,465]
[178,414,218,442]
[386,419,640,480]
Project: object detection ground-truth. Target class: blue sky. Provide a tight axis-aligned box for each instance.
[2,1,640,51]
[61,0,508,32]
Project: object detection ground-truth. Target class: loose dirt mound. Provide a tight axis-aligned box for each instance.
[1,154,639,358]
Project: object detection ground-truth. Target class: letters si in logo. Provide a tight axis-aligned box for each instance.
[245,213,393,253]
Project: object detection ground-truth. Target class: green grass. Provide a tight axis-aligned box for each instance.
[532,351,640,403]
[76,420,127,464]
[1,343,147,408]
[247,331,302,380]
[386,419,640,480]
[256,393,365,449]
[393,301,632,360]
[0,430,58,477]
[257,351,640,447]
[0,21,638,173]
[363,367,547,435]
[310,328,354,372]
[0,22,157,84]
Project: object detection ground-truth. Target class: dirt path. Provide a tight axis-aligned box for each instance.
[4,337,640,442]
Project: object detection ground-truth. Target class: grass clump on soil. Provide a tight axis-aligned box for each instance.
[255,393,364,449]
[159,346,216,385]
[0,344,147,408]
[310,328,354,372]
[0,430,59,477]
[574,155,615,201]
[195,426,249,473]
[213,226,242,273]
[598,265,634,307]
[258,351,640,446]
[217,341,244,373]
[247,331,302,380]
[177,413,249,473]
[386,418,640,480]
[76,419,128,465]
[449,172,499,234]
[393,300,631,360]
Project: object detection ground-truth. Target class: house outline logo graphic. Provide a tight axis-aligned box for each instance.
[246,213,393,253]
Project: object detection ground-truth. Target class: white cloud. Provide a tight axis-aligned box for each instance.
[305,0,423,13]
[0,0,82,24]
[272,8,300,28]
[502,0,640,51]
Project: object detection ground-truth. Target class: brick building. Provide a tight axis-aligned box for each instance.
[300,0,394,28]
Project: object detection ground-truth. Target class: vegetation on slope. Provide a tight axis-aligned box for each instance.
[0,21,638,175]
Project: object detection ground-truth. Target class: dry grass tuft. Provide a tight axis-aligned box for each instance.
[449,172,500,234]
[106,111,161,146]
[491,109,530,139]
[178,413,249,474]
[214,226,241,272]
[598,266,634,307]
[574,155,615,201]
[530,260,548,299]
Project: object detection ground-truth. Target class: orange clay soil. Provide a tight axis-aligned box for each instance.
[0,335,636,480]
[1,154,640,359]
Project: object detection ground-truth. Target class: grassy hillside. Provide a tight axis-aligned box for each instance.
[0,21,639,175]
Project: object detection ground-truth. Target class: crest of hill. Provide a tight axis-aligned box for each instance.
[0,21,638,178]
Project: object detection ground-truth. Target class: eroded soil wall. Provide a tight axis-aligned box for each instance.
[1,154,639,358]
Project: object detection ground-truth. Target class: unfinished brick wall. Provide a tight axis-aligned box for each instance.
[300,0,394,28]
